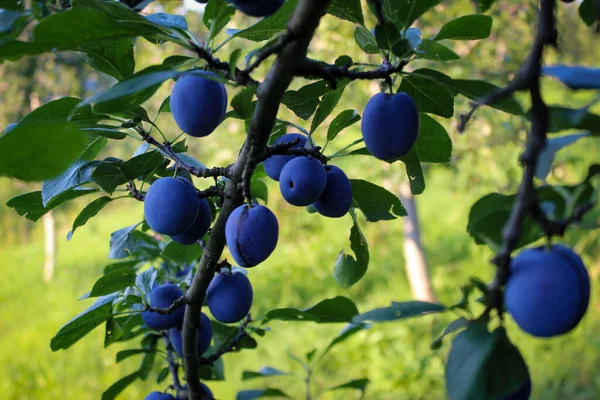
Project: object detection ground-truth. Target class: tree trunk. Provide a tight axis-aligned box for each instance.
[398,182,437,302]
[42,212,56,283]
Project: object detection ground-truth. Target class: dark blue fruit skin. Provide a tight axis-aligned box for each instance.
[313,165,352,218]
[225,204,279,267]
[144,177,199,235]
[141,284,186,331]
[264,133,308,181]
[504,380,532,400]
[207,271,253,323]
[361,92,419,161]
[505,245,590,338]
[170,198,212,245]
[170,71,227,138]
[279,156,327,206]
[169,313,213,356]
[145,392,175,400]
[229,0,285,17]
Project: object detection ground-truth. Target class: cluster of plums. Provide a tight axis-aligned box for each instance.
[265,134,353,216]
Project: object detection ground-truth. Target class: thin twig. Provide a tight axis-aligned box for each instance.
[163,333,183,391]
[146,295,188,315]
[198,315,252,365]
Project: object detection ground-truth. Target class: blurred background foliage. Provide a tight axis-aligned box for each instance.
[0,0,599,399]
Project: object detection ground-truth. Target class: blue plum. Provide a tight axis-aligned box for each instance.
[225,204,279,267]
[207,271,253,323]
[503,380,532,400]
[279,156,327,206]
[170,71,227,138]
[313,165,352,218]
[361,92,419,161]
[264,133,308,181]
[169,312,213,357]
[228,0,285,17]
[145,392,175,400]
[144,177,199,235]
[141,284,186,331]
[170,198,212,245]
[505,245,590,338]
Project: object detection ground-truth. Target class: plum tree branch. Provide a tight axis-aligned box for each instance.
[181,1,333,399]
[485,0,558,316]
[293,58,409,88]
[198,314,252,365]
[146,295,188,315]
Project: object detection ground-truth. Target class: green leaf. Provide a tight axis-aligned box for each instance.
[311,79,350,133]
[266,296,359,323]
[327,110,361,142]
[350,179,407,222]
[415,114,452,163]
[101,371,140,400]
[378,0,442,29]
[536,133,591,180]
[242,367,290,380]
[434,15,492,41]
[399,69,455,118]
[80,38,135,81]
[282,80,329,120]
[354,301,446,324]
[329,378,370,392]
[122,151,165,180]
[251,179,269,204]
[547,106,600,135]
[109,224,142,259]
[160,241,203,264]
[78,65,181,113]
[139,335,158,379]
[236,389,292,400]
[334,216,369,288]
[431,318,470,350]
[233,0,298,42]
[0,121,86,182]
[67,196,113,240]
[145,13,188,30]
[81,134,108,160]
[400,149,426,195]
[51,293,118,351]
[116,349,153,364]
[41,160,99,206]
[229,48,242,77]
[448,79,524,115]
[0,0,164,62]
[477,0,497,13]
[416,39,460,61]
[136,268,157,296]
[199,357,226,381]
[328,0,364,24]
[157,367,169,384]
[232,86,257,120]
[6,188,98,222]
[374,21,401,52]
[320,323,366,360]
[353,26,379,54]
[204,0,236,42]
[92,161,128,194]
[82,127,128,140]
[579,0,600,27]
[85,267,137,298]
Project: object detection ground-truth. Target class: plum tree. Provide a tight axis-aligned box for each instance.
[170,71,227,138]
[145,391,175,400]
[228,0,285,17]
[312,165,352,218]
[225,204,279,267]
[144,177,199,235]
[361,92,419,161]
[142,284,186,331]
[264,133,308,181]
[176,384,213,400]
[279,156,327,206]
[505,245,590,337]
[170,198,212,245]
[207,270,253,323]
[504,380,532,400]
[169,313,213,357]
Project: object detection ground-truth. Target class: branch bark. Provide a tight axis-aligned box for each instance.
[181,1,333,398]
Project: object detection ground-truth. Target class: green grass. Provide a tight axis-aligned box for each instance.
[0,167,598,400]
